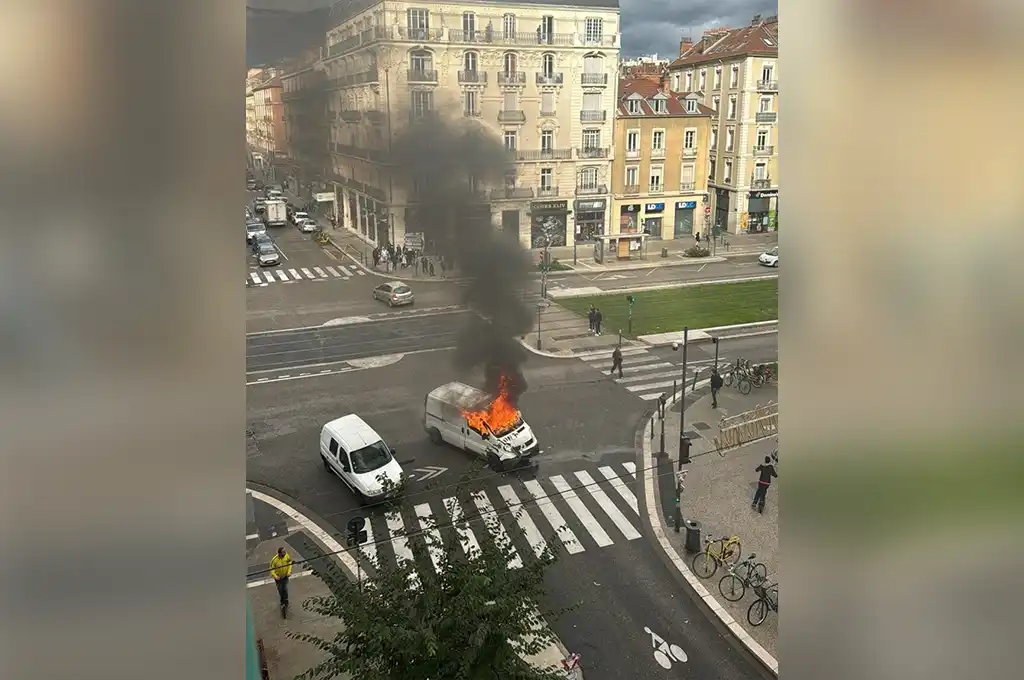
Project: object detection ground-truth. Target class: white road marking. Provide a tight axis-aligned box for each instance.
[497,485,548,559]
[275,269,288,281]
[301,268,315,279]
[414,504,445,573]
[288,268,301,280]
[245,533,259,541]
[249,273,260,284]
[574,471,641,540]
[443,497,481,559]
[472,490,522,569]
[626,380,679,393]
[247,570,312,588]
[338,265,352,276]
[386,510,419,589]
[313,267,328,277]
[325,266,341,277]
[548,475,613,548]
[616,369,686,384]
[638,392,669,401]
[598,466,639,515]
[622,462,637,479]
[522,479,583,555]
[262,271,274,283]
[356,269,366,276]
[359,518,377,568]
[575,346,649,361]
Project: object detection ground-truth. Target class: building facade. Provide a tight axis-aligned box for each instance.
[318,0,621,249]
[249,69,288,166]
[280,50,330,200]
[611,78,712,240]
[666,14,778,235]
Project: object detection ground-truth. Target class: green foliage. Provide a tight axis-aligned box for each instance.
[289,467,573,680]
[538,258,573,272]
[683,245,711,258]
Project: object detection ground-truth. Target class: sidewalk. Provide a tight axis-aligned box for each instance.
[543,232,776,271]
[641,382,779,668]
[523,298,648,358]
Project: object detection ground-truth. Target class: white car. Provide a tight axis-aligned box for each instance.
[291,211,308,225]
[758,246,779,267]
[299,218,318,233]
[320,415,405,505]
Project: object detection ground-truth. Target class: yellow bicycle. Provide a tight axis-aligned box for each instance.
[314,229,331,245]
[691,534,742,579]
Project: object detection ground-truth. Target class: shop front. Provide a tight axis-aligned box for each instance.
[642,202,665,237]
[673,200,696,238]
[619,204,641,234]
[529,200,569,248]
[747,189,777,233]
[573,199,607,242]
[357,195,370,238]
[714,187,731,234]
[501,210,520,240]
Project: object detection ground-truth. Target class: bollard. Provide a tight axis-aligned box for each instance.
[650,418,655,440]
[659,414,666,455]
[692,369,699,390]
[672,380,677,403]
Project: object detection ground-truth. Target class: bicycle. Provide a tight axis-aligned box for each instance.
[718,553,768,602]
[747,581,778,626]
[314,229,331,245]
[750,364,775,388]
[724,359,754,394]
[691,534,742,578]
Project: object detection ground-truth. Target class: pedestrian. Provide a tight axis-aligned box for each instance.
[587,306,596,333]
[594,308,603,336]
[752,455,778,514]
[270,547,293,617]
[372,246,380,269]
[694,231,701,246]
[439,255,447,279]
[710,366,724,408]
[428,259,436,277]
[610,346,623,378]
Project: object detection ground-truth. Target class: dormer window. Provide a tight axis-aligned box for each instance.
[653,99,666,113]
[627,99,641,115]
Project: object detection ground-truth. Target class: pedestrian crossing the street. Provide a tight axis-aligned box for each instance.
[575,347,726,401]
[347,462,641,586]
[248,264,367,286]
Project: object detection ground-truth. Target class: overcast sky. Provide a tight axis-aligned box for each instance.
[619,0,778,58]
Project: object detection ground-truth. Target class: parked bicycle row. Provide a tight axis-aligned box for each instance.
[723,358,777,395]
[689,534,778,627]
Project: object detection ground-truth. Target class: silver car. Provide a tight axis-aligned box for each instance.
[256,242,280,267]
[372,281,414,307]
[299,218,318,233]
[246,221,266,243]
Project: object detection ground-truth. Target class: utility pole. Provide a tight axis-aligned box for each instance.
[674,468,688,533]
[678,327,690,465]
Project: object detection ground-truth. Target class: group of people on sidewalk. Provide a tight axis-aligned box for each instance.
[587,306,604,336]
[372,243,448,277]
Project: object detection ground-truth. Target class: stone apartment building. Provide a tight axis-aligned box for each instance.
[246,67,288,169]
[279,50,330,201]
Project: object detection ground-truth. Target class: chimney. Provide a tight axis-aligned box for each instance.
[751,14,762,26]
[679,36,692,55]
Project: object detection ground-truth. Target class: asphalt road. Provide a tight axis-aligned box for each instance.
[246,348,768,680]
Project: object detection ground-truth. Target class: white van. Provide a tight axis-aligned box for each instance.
[320,414,405,505]
[424,382,540,471]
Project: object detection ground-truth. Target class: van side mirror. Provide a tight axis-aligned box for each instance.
[340,461,350,472]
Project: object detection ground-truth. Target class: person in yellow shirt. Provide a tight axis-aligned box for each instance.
[269,547,293,616]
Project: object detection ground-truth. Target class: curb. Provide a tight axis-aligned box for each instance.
[544,255,728,275]
[548,274,778,299]
[639,320,779,347]
[637,384,780,676]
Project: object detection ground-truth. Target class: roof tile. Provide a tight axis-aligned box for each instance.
[669,16,778,69]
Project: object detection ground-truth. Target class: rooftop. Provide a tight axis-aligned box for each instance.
[669,14,778,69]
[616,77,714,118]
[329,0,619,28]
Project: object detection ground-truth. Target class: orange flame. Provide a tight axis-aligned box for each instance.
[461,375,522,437]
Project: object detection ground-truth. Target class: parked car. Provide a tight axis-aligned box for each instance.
[251,232,274,254]
[299,218,318,233]
[291,211,308,225]
[246,221,266,243]
[758,246,779,268]
[372,281,415,307]
[256,242,280,267]
[319,414,405,505]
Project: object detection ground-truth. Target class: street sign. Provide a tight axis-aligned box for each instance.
[404,232,425,250]
[314,192,334,202]
[704,205,712,215]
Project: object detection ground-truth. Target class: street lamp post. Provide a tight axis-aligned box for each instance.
[535,300,547,350]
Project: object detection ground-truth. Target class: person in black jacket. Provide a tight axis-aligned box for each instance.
[752,455,777,513]
[710,366,724,408]
[610,346,623,378]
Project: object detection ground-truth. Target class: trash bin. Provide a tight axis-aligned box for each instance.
[684,519,702,553]
[661,247,669,258]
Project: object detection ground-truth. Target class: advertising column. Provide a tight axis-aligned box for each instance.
[529,200,569,248]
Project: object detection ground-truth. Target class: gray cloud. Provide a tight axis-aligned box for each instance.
[619,0,778,58]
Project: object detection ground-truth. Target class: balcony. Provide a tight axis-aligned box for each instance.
[625,148,639,159]
[581,73,608,86]
[750,177,772,189]
[458,70,487,84]
[407,69,438,83]
[756,112,777,123]
[648,184,665,195]
[575,184,608,196]
[753,145,775,156]
[490,186,535,200]
[536,186,560,198]
[679,182,696,192]
[580,110,607,122]
[454,31,575,46]
[578,146,609,159]
[498,110,526,123]
[340,110,362,122]
[682,147,698,158]
[366,110,385,125]
[463,108,481,118]
[536,72,564,86]
[757,79,778,91]
[498,71,527,86]
[517,149,572,161]
[651,148,666,159]
[622,184,640,195]
[580,34,617,47]
[448,29,486,43]
[397,27,444,42]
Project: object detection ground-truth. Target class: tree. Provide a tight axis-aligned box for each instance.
[291,469,573,680]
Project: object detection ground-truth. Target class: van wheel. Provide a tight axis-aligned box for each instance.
[321,456,330,471]
[427,427,443,445]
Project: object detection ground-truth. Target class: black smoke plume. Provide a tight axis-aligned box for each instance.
[391,118,533,404]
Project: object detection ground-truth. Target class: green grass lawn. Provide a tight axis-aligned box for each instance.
[559,279,778,337]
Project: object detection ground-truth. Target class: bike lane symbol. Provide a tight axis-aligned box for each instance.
[644,626,688,670]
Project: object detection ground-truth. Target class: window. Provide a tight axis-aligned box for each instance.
[504,169,517,189]
[756,129,769,148]
[541,92,555,114]
[463,90,478,116]
[649,165,664,192]
[730,65,739,88]
[685,98,697,113]
[651,129,665,150]
[727,95,737,119]
[579,166,599,189]
[709,158,716,180]
[671,73,680,90]
[754,162,767,180]
[698,69,706,90]
[463,51,478,72]
[759,96,773,113]
[653,99,666,113]
[583,92,601,111]
[724,160,733,183]
[582,129,601,150]
[410,50,432,72]
[542,53,555,77]
[503,13,516,39]
[584,17,603,43]
[540,167,553,189]
[503,92,518,112]
[503,52,518,73]
[625,165,639,186]
[625,129,639,154]
[407,8,429,39]
[710,127,717,149]
[681,164,695,186]
[684,71,693,90]
[725,127,734,152]
[713,67,722,89]
[761,63,773,82]
[583,54,602,74]
[683,129,696,149]
[462,12,476,36]
[541,129,554,151]
[540,16,554,43]
[711,95,720,111]
[411,90,433,118]
[626,99,641,115]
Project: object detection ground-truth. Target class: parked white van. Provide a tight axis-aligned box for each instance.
[320,414,405,505]
[424,382,540,471]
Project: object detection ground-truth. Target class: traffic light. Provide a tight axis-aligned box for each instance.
[346,516,368,548]
[626,294,636,305]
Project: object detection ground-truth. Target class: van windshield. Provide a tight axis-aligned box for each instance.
[349,441,393,474]
[489,415,523,438]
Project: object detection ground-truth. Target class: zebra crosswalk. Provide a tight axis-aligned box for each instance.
[575,346,726,401]
[248,264,367,285]
[349,462,641,585]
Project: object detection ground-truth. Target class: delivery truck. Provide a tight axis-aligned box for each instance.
[263,199,287,227]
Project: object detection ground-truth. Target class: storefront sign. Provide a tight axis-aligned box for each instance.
[314,192,335,202]
[644,203,665,213]
[620,204,640,213]
[531,200,568,213]
[574,199,607,212]
[404,232,424,250]
[676,201,697,210]
[750,190,778,199]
